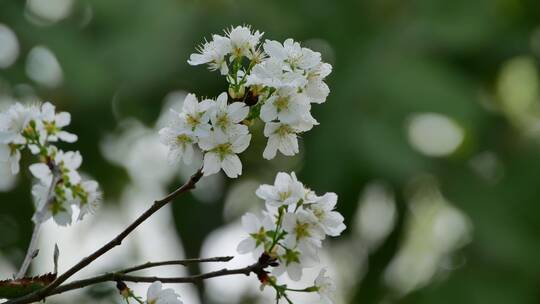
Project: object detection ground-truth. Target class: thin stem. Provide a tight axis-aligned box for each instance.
[6,169,203,304]
[16,224,41,279]
[118,256,234,274]
[268,206,285,253]
[16,166,61,279]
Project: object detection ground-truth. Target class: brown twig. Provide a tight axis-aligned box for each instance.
[6,169,203,304]
[44,260,268,299]
[118,256,234,274]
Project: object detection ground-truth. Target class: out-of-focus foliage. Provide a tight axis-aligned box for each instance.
[2,0,540,303]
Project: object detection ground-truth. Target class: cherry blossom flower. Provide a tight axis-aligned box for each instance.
[313,268,336,304]
[31,181,73,226]
[226,25,263,60]
[199,131,251,178]
[146,281,183,304]
[179,94,213,137]
[188,34,231,75]
[260,88,311,123]
[307,192,346,237]
[262,120,316,160]
[159,115,197,165]
[209,92,249,137]
[282,209,326,250]
[255,172,305,207]
[237,212,275,257]
[39,102,77,143]
[272,244,318,281]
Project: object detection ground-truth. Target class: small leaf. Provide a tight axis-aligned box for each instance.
[53,244,59,274]
[0,273,56,299]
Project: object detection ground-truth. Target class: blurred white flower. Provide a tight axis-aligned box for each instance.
[313,268,336,304]
[146,281,183,304]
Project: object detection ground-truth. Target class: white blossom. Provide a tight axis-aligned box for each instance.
[159,115,197,165]
[263,39,321,71]
[313,268,336,304]
[0,144,21,174]
[246,58,307,89]
[146,281,183,304]
[0,103,38,145]
[226,25,263,60]
[188,35,231,75]
[72,180,101,220]
[255,172,305,207]
[209,92,249,136]
[260,88,311,123]
[282,209,326,250]
[272,243,318,281]
[39,102,77,143]
[305,62,332,104]
[262,120,315,160]
[237,212,275,257]
[199,131,251,178]
[307,192,346,237]
[31,182,73,226]
[179,94,213,137]
[29,150,82,185]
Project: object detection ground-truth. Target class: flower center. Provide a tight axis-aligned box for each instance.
[176,134,192,144]
[276,124,293,137]
[295,221,311,240]
[274,97,289,112]
[214,143,232,159]
[186,113,201,127]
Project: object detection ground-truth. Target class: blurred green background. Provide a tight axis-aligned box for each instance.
[2,0,540,303]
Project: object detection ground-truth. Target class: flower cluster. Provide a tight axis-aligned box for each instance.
[159,92,251,178]
[160,25,332,178]
[0,102,101,226]
[237,172,345,303]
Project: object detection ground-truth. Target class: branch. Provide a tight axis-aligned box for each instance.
[46,260,267,298]
[118,256,234,274]
[6,169,203,304]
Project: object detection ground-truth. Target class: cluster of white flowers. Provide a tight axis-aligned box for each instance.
[237,172,344,303]
[160,25,332,178]
[0,102,101,226]
[159,92,251,178]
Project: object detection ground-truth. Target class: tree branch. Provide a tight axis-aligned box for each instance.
[118,256,234,274]
[46,260,267,298]
[6,169,203,304]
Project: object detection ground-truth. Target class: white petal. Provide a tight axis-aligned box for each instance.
[147,281,162,301]
[237,238,256,254]
[202,152,221,176]
[231,134,251,153]
[221,154,242,178]
[260,100,277,122]
[29,163,51,182]
[0,144,9,161]
[262,136,278,160]
[58,131,77,143]
[55,112,71,127]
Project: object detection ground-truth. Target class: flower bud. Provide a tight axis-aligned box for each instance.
[228,85,245,100]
